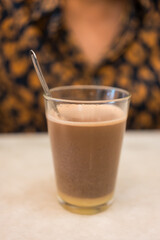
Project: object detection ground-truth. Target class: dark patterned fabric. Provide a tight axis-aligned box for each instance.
[0,0,160,132]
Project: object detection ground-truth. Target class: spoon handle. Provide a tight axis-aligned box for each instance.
[30,50,61,118]
[30,50,50,96]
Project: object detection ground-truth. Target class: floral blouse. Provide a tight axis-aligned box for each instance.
[0,0,160,132]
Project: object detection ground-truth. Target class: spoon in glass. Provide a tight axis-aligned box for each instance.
[30,50,51,96]
[30,50,60,116]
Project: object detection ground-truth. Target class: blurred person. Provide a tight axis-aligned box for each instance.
[0,0,159,132]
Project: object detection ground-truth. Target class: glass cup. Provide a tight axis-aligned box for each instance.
[44,85,130,214]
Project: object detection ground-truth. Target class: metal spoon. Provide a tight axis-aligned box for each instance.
[30,50,51,96]
[30,50,60,116]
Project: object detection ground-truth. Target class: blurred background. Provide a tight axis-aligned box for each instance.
[0,0,160,132]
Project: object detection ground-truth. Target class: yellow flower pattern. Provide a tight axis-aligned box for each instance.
[125,42,146,66]
[0,0,160,132]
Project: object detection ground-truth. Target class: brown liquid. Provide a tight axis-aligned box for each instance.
[47,104,126,207]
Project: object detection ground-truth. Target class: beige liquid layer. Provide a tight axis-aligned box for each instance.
[58,190,114,207]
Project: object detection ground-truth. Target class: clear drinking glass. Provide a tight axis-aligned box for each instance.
[44,85,130,214]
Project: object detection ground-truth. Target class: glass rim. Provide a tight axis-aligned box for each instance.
[43,85,131,104]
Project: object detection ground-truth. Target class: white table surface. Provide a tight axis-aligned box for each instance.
[0,132,160,240]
